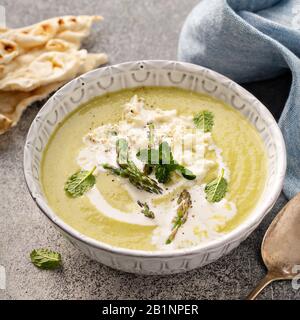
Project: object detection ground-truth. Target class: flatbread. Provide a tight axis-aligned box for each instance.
[0,15,102,55]
[0,15,108,134]
[0,39,19,65]
[0,52,107,134]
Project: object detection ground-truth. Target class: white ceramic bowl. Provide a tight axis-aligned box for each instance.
[24,60,286,275]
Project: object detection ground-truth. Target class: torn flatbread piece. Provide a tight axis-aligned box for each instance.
[0,15,108,134]
[1,15,102,54]
[0,52,107,134]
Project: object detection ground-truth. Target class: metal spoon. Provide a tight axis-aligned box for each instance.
[247,192,300,300]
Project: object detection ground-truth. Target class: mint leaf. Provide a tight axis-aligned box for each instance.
[193,110,214,132]
[155,165,171,183]
[137,141,196,183]
[205,168,228,202]
[30,249,61,270]
[176,165,196,180]
[64,166,96,198]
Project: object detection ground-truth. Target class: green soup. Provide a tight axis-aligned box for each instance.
[41,87,267,250]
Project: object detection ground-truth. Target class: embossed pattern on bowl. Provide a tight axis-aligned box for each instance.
[24,61,286,275]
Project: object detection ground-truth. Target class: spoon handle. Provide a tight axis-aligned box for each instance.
[246,272,276,300]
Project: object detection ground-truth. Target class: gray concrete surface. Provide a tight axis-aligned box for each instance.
[0,0,298,300]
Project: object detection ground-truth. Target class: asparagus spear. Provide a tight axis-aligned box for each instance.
[137,201,155,219]
[166,189,192,244]
[103,139,163,194]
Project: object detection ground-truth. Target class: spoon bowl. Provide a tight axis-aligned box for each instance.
[247,192,300,299]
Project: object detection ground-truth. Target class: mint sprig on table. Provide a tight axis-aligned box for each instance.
[137,141,196,184]
[205,168,228,203]
[64,166,96,198]
[166,189,192,244]
[30,249,62,270]
[103,139,163,194]
[193,110,214,132]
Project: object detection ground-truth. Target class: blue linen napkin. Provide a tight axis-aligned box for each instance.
[178,0,300,199]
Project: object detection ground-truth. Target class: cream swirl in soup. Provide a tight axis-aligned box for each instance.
[41,87,267,251]
[76,95,236,250]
